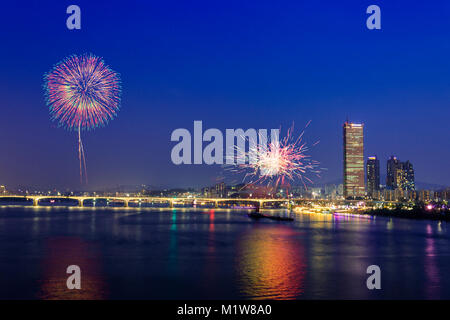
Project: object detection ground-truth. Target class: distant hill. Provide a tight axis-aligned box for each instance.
[415,182,447,191]
[311,176,447,191]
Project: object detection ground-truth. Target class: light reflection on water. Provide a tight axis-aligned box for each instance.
[425,224,440,299]
[236,225,305,299]
[37,237,107,300]
[0,206,450,299]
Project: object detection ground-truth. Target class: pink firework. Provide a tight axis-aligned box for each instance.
[44,54,121,183]
[226,121,321,190]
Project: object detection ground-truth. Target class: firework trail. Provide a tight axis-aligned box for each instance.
[44,54,121,183]
[225,121,321,191]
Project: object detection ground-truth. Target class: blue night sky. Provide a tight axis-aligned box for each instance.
[0,0,449,190]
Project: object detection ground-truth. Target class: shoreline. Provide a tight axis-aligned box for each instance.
[362,208,450,222]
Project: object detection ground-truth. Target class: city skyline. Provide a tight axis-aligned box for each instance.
[0,117,448,192]
[1,1,449,189]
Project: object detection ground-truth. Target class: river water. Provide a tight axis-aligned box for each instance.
[0,206,449,299]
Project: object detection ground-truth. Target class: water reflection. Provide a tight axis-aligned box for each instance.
[236,225,305,299]
[38,237,107,300]
[425,224,440,299]
[167,210,178,274]
[203,210,218,291]
[2,206,450,299]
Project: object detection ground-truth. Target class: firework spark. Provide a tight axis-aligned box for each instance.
[226,121,321,190]
[44,54,121,183]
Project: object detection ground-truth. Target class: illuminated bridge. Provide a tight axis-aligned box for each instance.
[0,195,385,208]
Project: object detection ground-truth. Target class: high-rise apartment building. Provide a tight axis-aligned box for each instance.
[366,156,380,199]
[386,156,415,191]
[386,156,399,190]
[343,121,365,199]
[403,160,415,191]
[215,182,226,198]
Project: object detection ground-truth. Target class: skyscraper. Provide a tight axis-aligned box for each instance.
[215,182,226,198]
[386,156,399,190]
[343,121,364,199]
[366,156,380,199]
[386,156,415,191]
[402,160,415,191]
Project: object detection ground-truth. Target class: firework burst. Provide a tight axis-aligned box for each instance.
[226,121,321,190]
[44,54,121,183]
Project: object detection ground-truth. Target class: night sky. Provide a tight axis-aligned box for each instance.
[0,0,449,190]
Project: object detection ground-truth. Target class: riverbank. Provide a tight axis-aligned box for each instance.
[364,207,450,221]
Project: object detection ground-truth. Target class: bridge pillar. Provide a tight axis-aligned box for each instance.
[33,198,39,207]
[124,199,129,207]
[78,199,83,207]
[259,200,263,209]
[169,200,173,208]
[215,201,219,208]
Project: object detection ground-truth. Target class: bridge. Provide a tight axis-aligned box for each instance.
[0,195,387,208]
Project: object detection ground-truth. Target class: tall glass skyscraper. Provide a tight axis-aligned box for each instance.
[386,156,399,190]
[343,121,365,199]
[403,160,415,191]
[387,156,415,191]
[366,156,380,198]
